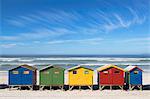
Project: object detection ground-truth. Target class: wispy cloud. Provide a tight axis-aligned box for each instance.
[0,27,73,41]
[0,36,19,41]
[0,42,29,48]
[0,37,103,49]
[0,43,17,48]
[3,7,146,42]
[6,19,25,27]
[121,37,150,43]
[47,38,103,45]
[102,8,146,32]
[127,7,146,24]
[1,37,149,49]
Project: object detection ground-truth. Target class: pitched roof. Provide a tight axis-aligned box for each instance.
[124,66,143,72]
[40,65,65,71]
[67,65,94,71]
[9,64,37,71]
[97,64,124,71]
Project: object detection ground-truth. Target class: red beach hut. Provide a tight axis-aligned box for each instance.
[97,64,125,90]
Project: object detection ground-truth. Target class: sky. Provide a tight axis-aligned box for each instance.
[0,0,150,55]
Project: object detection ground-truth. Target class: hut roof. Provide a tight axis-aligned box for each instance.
[40,65,65,71]
[52,64,77,69]
[67,65,94,71]
[9,64,37,71]
[124,66,143,72]
[97,64,124,71]
[79,64,101,70]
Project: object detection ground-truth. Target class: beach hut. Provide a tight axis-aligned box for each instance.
[97,64,125,90]
[68,65,94,90]
[39,65,65,90]
[124,66,143,90]
[8,64,37,90]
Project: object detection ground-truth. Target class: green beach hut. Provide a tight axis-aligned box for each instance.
[39,65,65,90]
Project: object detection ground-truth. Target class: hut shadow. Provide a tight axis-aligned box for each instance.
[143,85,150,90]
[0,84,9,89]
[20,86,31,90]
[19,85,39,90]
[17,84,150,90]
[2,84,150,91]
[92,85,99,90]
[71,86,90,90]
[41,86,63,91]
[64,85,96,91]
[124,85,150,90]
[99,86,125,90]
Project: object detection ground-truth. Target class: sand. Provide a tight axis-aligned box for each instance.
[0,89,150,99]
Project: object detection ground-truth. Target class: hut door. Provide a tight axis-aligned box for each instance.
[130,69,142,85]
[100,69,111,85]
[52,68,64,85]
[112,68,124,85]
[21,68,32,85]
[41,70,51,85]
[10,69,21,85]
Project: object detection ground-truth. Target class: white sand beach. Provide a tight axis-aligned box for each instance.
[0,89,150,99]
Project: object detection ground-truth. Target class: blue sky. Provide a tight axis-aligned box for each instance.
[0,0,149,55]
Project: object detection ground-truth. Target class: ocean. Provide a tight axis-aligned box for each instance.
[0,55,150,72]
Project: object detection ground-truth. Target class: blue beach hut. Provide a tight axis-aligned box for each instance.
[124,66,143,90]
[9,64,37,90]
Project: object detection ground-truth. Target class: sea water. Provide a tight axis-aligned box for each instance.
[0,55,150,72]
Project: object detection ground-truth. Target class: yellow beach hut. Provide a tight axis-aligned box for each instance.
[68,65,94,90]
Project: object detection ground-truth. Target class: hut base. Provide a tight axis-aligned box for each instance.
[69,85,93,91]
[99,85,124,91]
[9,85,34,90]
[40,85,64,91]
[129,85,142,91]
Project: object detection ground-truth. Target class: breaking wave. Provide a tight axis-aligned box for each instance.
[0,57,150,66]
